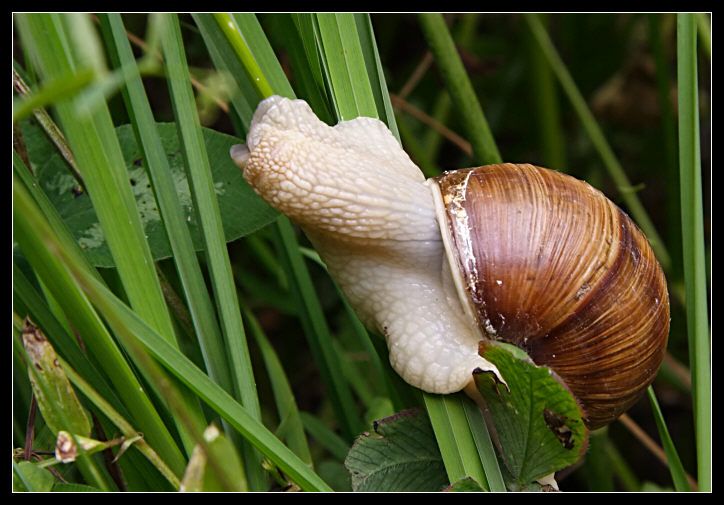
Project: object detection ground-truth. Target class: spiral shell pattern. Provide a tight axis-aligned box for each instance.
[433,163,669,428]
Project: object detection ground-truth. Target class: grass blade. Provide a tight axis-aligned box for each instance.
[160,13,265,490]
[212,13,275,99]
[462,400,506,491]
[695,14,711,60]
[418,13,502,165]
[647,387,692,491]
[676,13,711,492]
[423,394,488,489]
[524,14,566,170]
[244,307,313,467]
[315,13,378,120]
[353,14,399,139]
[649,14,682,279]
[13,68,94,122]
[299,412,350,462]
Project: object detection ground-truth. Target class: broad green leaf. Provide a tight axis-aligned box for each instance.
[317,460,352,492]
[21,319,91,438]
[474,342,589,486]
[180,424,247,492]
[32,122,277,267]
[344,409,448,492]
[12,461,55,492]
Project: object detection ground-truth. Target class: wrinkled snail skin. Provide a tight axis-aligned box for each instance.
[232,96,670,429]
[233,95,500,394]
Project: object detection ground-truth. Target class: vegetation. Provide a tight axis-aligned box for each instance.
[13,13,710,492]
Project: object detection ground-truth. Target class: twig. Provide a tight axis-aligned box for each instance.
[23,395,37,461]
[390,93,472,156]
[119,17,229,114]
[13,69,84,187]
[398,52,433,100]
[618,413,698,490]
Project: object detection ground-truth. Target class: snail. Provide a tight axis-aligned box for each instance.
[231,96,669,429]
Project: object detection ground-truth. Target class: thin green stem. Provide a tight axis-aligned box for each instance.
[213,13,274,98]
[647,387,692,491]
[418,13,502,165]
[677,13,711,492]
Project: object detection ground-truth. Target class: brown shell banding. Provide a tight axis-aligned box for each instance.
[432,163,670,428]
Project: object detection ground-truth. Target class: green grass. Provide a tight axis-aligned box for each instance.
[676,13,710,492]
[13,13,708,492]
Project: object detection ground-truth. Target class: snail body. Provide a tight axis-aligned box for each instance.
[232,96,669,428]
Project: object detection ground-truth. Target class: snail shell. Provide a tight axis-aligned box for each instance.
[430,163,670,428]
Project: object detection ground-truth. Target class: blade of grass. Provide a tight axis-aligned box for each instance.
[12,68,94,122]
[647,387,692,491]
[299,412,350,463]
[423,393,488,489]
[243,307,313,467]
[212,13,275,99]
[268,14,334,124]
[352,14,399,139]
[524,14,566,170]
[649,14,682,279]
[418,13,502,165]
[418,14,479,164]
[229,14,296,97]
[160,13,265,490]
[100,15,251,477]
[677,13,711,492]
[695,14,711,60]
[524,13,671,271]
[315,13,378,120]
[462,400,506,491]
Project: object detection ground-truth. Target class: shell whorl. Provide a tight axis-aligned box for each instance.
[433,163,670,428]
